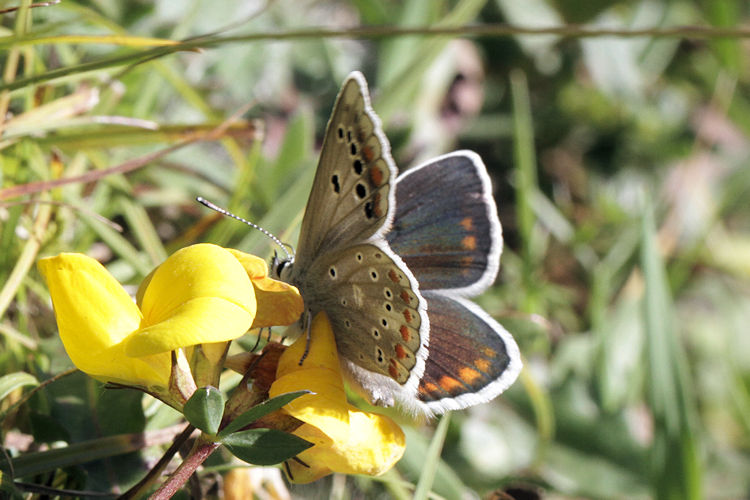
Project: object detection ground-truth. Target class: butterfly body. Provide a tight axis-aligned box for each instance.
[277,72,521,415]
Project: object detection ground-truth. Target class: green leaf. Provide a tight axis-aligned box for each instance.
[641,202,703,500]
[510,69,541,314]
[1,468,23,500]
[413,412,452,500]
[183,386,225,435]
[399,424,470,500]
[222,428,312,466]
[11,432,154,478]
[218,390,310,438]
[0,372,38,404]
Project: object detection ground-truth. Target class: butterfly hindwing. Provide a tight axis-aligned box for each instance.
[301,242,428,406]
[415,291,521,413]
[384,151,521,414]
[387,151,502,295]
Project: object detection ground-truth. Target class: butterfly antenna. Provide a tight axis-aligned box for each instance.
[195,196,293,261]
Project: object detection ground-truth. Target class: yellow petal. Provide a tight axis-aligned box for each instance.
[283,423,334,483]
[270,313,350,443]
[270,313,405,482]
[226,249,303,328]
[270,368,350,443]
[314,409,405,475]
[284,459,331,484]
[38,254,170,386]
[141,244,256,325]
[285,409,405,483]
[127,244,256,356]
[224,249,268,279]
[135,267,155,308]
[126,296,254,356]
[276,313,341,377]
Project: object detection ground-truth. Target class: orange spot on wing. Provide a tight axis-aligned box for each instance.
[362,145,374,162]
[388,363,399,379]
[460,217,473,231]
[369,165,383,185]
[474,358,491,372]
[482,347,497,358]
[373,193,384,217]
[462,235,477,250]
[460,256,474,276]
[438,376,463,392]
[403,309,412,322]
[422,382,439,393]
[400,290,411,304]
[395,344,407,359]
[388,270,401,283]
[400,325,411,342]
[459,367,481,384]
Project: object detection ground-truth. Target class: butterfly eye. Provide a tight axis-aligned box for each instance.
[355,183,367,199]
[369,269,379,281]
[274,259,290,278]
[384,303,392,312]
[372,328,381,339]
[328,266,337,278]
[355,253,363,262]
[383,288,393,299]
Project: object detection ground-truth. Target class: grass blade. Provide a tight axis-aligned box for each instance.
[640,201,702,500]
[413,412,452,500]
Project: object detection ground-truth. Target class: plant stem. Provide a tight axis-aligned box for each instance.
[118,424,195,500]
[148,434,220,500]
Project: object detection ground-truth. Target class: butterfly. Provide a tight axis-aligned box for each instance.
[275,71,521,415]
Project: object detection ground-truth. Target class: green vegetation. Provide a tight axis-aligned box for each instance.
[2,0,749,498]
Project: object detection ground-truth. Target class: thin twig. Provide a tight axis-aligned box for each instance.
[0,0,60,15]
[0,368,78,423]
[0,199,124,231]
[118,424,197,500]
[3,23,750,92]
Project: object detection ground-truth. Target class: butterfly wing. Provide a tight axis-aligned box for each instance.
[301,243,428,406]
[284,72,430,406]
[387,151,502,295]
[414,291,521,414]
[387,151,521,414]
[293,72,397,265]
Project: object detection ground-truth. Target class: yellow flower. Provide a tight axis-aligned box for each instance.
[38,244,303,391]
[269,312,406,484]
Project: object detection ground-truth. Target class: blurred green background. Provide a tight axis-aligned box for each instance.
[2,0,750,498]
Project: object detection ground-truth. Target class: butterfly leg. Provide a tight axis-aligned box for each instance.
[297,310,313,366]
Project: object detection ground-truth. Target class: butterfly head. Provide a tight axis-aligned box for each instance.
[271,250,294,281]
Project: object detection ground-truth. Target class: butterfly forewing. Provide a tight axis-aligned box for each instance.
[293,73,396,265]
[283,72,430,404]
